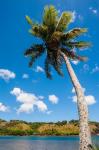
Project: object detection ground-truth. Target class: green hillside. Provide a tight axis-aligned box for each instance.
[0,119,99,136]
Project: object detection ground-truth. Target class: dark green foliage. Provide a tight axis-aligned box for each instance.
[55,121,67,126]
[44,57,52,79]
[24,44,44,67]
[69,120,79,126]
[25,5,91,79]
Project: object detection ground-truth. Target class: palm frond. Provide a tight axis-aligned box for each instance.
[25,15,33,26]
[25,5,90,79]
[29,25,48,39]
[55,12,72,32]
[62,28,87,41]
[63,41,91,49]
[61,48,88,61]
[24,44,44,67]
[53,62,64,76]
[45,57,52,79]
[49,50,64,76]
[24,44,44,56]
[43,5,58,31]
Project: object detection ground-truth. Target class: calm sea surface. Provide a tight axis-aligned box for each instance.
[0,136,99,150]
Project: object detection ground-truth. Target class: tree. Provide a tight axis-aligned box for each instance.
[24,5,92,150]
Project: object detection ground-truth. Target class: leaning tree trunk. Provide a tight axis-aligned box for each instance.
[61,53,92,150]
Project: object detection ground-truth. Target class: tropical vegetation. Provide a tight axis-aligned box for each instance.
[24,5,92,150]
[0,119,99,136]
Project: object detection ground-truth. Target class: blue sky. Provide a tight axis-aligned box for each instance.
[0,0,99,122]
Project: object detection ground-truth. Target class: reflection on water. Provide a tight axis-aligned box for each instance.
[0,136,98,150]
[0,140,79,150]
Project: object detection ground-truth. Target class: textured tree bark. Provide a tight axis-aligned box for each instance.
[61,52,92,150]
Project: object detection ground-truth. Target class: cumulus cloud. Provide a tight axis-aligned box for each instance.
[36,101,47,112]
[46,110,53,115]
[35,66,44,73]
[91,65,99,73]
[10,87,48,114]
[22,74,29,79]
[49,95,59,104]
[72,60,79,65]
[0,102,9,112]
[89,7,98,14]
[11,88,21,96]
[72,87,85,93]
[72,87,96,105]
[17,103,33,114]
[72,95,96,105]
[71,11,76,22]
[0,69,16,81]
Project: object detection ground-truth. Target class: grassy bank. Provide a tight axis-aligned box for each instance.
[0,119,99,136]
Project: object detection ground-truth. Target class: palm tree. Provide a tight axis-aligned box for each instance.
[24,5,92,150]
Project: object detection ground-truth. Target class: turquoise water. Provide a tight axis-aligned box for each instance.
[0,136,99,150]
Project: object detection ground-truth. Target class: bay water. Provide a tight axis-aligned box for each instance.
[0,136,99,150]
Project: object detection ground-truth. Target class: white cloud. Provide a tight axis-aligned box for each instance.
[72,60,79,65]
[72,87,96,105]
[17,103,33,114]
[22,74,29,79]
[91,65,99,73]
[10,87,48,114]
[89,7,98,14]
[35,66,44,73]
[0,69,16,81]
[72,87,85,93]
[92,10,98,14]
[36,101,47,112]
[72,88,75,93]
[0,102,9,112]
[46,110,53,115]
[72,95,96,105]
[11,88,21,96]
[71,11,76,22]
[49,95,59,104]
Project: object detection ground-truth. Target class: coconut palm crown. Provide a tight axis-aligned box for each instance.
[24,5,91,79]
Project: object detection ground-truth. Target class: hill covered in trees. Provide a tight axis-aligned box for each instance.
[0,119,99,136]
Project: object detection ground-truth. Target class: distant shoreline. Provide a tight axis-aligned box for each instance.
[0,119,99,136]
[0,134,99,137]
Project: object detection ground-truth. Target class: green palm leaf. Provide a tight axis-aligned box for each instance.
[43,5,58,30]
[62,28,87,41]
[29,24,48,39]
[63,41,91,49]
[55,12,72,32]
[25,5,91,79]
[25,15,33,26]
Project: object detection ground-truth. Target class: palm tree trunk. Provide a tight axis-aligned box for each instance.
[61,52,92,150]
